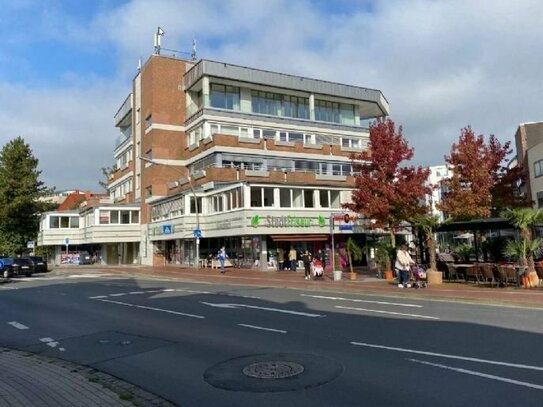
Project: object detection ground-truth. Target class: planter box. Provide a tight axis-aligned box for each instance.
[333,270,342,281]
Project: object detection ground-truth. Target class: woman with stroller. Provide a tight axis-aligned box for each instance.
[395,244,415,288]
[302,250,312,280]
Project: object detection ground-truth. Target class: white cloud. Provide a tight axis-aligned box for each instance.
[1,0,543,189]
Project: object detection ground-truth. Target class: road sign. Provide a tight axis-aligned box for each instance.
[27,240,35,249]
[64,237,69,246]
[193,229,202,238]
[162,225,172,234]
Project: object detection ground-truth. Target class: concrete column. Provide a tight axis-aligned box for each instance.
[202,76,210,107]
[259,236,268,272]
[309,93,315,121]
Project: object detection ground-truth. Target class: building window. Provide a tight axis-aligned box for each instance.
[252,90,282,116]
[210,84,240,110]
[145,114,152,129]
[190,197,202,214]
[280,189,291,207]
[304,190,314,208]
[315,100,355,125]
[132,211,140,223]
[49,216,60,228]
[250,187,262,207]
[534,160,543,178]
[320,190,329,207]
[342,137,361,148]
[330,190,341,208]
[292,189,303,208]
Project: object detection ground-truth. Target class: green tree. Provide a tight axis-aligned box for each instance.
[410,214,440,271]
[0,137,53,255]
[501,207,543,276]
[345,237,362,278]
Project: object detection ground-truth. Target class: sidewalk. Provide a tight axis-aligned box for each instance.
[96,264,543,309]
[0,348,175,407]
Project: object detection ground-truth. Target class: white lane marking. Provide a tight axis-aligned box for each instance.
[0,286,17,290]
[95,298,205,319]
[39,337,54,343]
[129,291,145,295]
[409,358,543,390]
[59,348,66,352]
[201,301,325,317]
[238,324,287,334]
[225,293,261,299]
[351,342,543,371]
[336,305,439,320]
[46,342,59,348]
[8,322,29,330]
[109,293,126,297]
[174,289,210,294]
[89,295,107,299]
[301,294,422,308]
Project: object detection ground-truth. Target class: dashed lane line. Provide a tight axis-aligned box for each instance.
[8,321,29,330]
[408,358,543,390]
[301,293,423,308]
[336,305,439,320]
[94,298,205,319]
[350,342,543,371]
[237,324,287,334]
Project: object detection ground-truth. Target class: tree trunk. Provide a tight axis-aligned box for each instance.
[389,230,396,249]
[428,234,437,271]
[348,251,353,274]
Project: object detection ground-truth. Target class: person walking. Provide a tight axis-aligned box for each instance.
[395,244,415,288]
[277,247,285,271]
[302,250,312,280]
[289,247,298,272]
[217,245,229,274]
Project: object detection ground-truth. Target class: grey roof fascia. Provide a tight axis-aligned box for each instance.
[184,60,389,116]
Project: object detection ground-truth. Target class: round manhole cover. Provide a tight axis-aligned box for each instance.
[242,361,304,379]
[204,353,342,393]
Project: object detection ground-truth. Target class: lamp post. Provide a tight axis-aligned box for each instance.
[138,156,200,268]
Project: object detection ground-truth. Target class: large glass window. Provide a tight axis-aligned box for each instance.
[251,91,309,119]
[330,190,341,208]
[49,216,59,228]
[263,188,274,207]
[190,197,203,214]
[250,187,263,207]
[283,95,309,119]
[304,190,314,208]
[210,84,240,110]
[280,189,291,207]
[292,189,303,208]
[315,100,340,123]
[320,190,329,207]
[535,160,543,177]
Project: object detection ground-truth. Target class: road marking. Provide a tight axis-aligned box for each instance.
[95,298,205,319]
[408,358,543,390]
[8,321,29,330]
[301,294,422,308]
[89,295,108,299]
[201,301,325,317]
[129,291,145,295]
[336,305,439,320]
[238,324,287,334]
[39,337,54,343]
[350,342,543,371]
[110,293,126,297]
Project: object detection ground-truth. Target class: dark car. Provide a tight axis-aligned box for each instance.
[22,256,48,273]
[13,258,33,277]
[0,257,15,279]
[78,251,93,265]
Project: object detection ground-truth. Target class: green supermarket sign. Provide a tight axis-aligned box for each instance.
[251,215,326,228]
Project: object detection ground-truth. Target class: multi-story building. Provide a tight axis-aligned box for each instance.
[514,121,543,207]
[39,53,389,268]
[424,165,452,222]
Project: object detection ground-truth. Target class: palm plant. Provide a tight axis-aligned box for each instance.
[410,214,440,271]
[502,208,543,275]
[503,238,542,275]
[345,237,363,278]
[373,240,394,272]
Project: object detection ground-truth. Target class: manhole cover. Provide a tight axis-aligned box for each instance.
[204,353,342,392]
[242,361,304,379]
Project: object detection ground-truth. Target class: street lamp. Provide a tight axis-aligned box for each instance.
[138,156,201,268]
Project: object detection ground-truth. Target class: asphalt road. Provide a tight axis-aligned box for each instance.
[1,270,542,407]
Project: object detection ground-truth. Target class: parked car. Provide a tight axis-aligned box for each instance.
[78,251,93,265]
[0,257,14,279]
[12,258,33,277]
[22,255,48,273]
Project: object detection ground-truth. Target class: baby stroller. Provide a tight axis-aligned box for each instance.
[312,259,324,280]
[410,264,427,288]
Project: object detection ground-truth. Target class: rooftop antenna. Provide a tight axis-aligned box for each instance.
[154,26,165,55]
[137,57,142,71]
[191,38,197,61]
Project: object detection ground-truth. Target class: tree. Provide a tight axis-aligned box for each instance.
[0,137,53,255]
[410,214,440,271]
[344,118,431,247]
[345,237,362,279]
[439,126,524,220]
[98,165,115,191]
[501,207,543,277]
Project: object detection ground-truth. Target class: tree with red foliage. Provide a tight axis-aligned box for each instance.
[344,118,431,247]
[439,126,529,220]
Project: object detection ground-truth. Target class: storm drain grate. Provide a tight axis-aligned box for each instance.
[242,361,304,379]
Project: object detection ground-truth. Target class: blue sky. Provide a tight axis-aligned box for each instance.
[1,0,543,191]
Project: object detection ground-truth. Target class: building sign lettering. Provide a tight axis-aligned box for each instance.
[250,215,326,228]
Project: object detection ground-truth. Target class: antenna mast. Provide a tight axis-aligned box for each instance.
[154,27,165,55]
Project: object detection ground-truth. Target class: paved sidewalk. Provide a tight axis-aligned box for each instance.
[96,264,543,309]
[0,348,175,407]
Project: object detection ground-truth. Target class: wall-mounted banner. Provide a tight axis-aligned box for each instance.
[250,215,327,228]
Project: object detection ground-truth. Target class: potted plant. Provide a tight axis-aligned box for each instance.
[345,237,362,280]
[374,240,394,280]
[411,214,442,285]
[503,238,542,288]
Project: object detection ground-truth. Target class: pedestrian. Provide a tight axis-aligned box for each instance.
[289,247,298,272]
[277,247,285,271]
[315,249,325,271]
[217,245,229,274]
[395,244,415,288]
[302,250,312,280]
